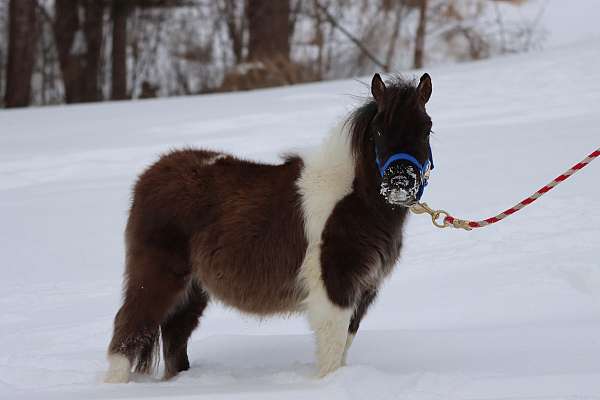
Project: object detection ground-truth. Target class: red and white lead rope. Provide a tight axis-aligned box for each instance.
[411,147,600,230]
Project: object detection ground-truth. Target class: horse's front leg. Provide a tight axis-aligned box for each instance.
[343,289,377,365]
[307,291,353,377]
[303,246,355,377]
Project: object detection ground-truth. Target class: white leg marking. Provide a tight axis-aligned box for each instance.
[297,124,356,378]
[342,333,355,366]
[308,292,352,377]
[104,353,131,384]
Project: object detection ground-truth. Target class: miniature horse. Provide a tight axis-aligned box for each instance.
[105,73,434,383]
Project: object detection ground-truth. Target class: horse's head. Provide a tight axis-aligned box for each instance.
[369,73,434,207]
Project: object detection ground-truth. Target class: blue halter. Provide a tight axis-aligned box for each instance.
[375,143,434,201]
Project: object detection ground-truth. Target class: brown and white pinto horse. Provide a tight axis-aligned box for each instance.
[105,73,434,382]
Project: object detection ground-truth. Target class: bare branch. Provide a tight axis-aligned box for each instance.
[314,1,388,71]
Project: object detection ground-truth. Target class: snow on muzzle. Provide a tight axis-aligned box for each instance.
[376,144,434,207]
[379,160,422,206]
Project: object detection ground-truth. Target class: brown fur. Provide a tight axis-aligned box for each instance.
[189,154,308,314]
[109,149,308,377]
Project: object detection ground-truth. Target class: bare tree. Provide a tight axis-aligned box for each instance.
[110,0,197,100]
[413,0,427,68]
[5,0,38,108]
[313,1,387,71]
[0,0,543,108]
[219,0,246,64]
[54,0,105,103]
[384,1,408,70]
[111,0,130,100]
[0,2,6,104]
[246,0,290,62]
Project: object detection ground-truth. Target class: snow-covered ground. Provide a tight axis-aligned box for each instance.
[528,0,600,48]
[1,37,600,399]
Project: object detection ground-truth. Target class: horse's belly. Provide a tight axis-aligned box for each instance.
[192,239,307,316]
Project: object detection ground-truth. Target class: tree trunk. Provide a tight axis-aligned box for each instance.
[5,0,38,108]
[246,0,290,62]
[54,0,104,104]
[222,0,244,64]
[54,0,83,103]
[384,3,405,71]
[413,0,427,69]
[82,0,104,102]
[111,0,129,100]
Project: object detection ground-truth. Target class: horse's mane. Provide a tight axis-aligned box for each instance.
[345,77,418,163]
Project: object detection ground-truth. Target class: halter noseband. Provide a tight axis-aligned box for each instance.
[375,143,434,201]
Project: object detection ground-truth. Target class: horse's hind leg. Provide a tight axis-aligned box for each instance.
[161,280,209,380]
[105,245,190,383]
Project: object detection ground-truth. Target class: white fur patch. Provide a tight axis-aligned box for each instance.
[104,353,131,384]
[342,333,355,366]
[296,124,356,377]
[204,154,227,166]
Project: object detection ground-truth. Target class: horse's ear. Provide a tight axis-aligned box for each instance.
[371,73,386,106]
[417,73,432,106]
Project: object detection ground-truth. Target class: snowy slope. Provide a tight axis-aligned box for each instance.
[496,0,600,49]
[1,40,600,399]
[532,0,600,48]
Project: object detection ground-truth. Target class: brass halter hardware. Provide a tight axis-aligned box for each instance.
[410,202,472,231]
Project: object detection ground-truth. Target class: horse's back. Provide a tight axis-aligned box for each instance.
[127,148,308,315]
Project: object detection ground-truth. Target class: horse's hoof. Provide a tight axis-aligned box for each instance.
[104,354,131,384]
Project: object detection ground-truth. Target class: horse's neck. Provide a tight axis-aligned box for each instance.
[303,125,356,189]
[307,124,407,223]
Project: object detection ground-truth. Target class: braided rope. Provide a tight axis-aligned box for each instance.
[411,147,600,230]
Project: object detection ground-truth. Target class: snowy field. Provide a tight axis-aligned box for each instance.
[2,35,600,400]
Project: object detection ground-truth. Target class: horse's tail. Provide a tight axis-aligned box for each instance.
[133,327,161,375]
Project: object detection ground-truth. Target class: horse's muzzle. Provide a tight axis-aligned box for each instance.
[379,160,421,207]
